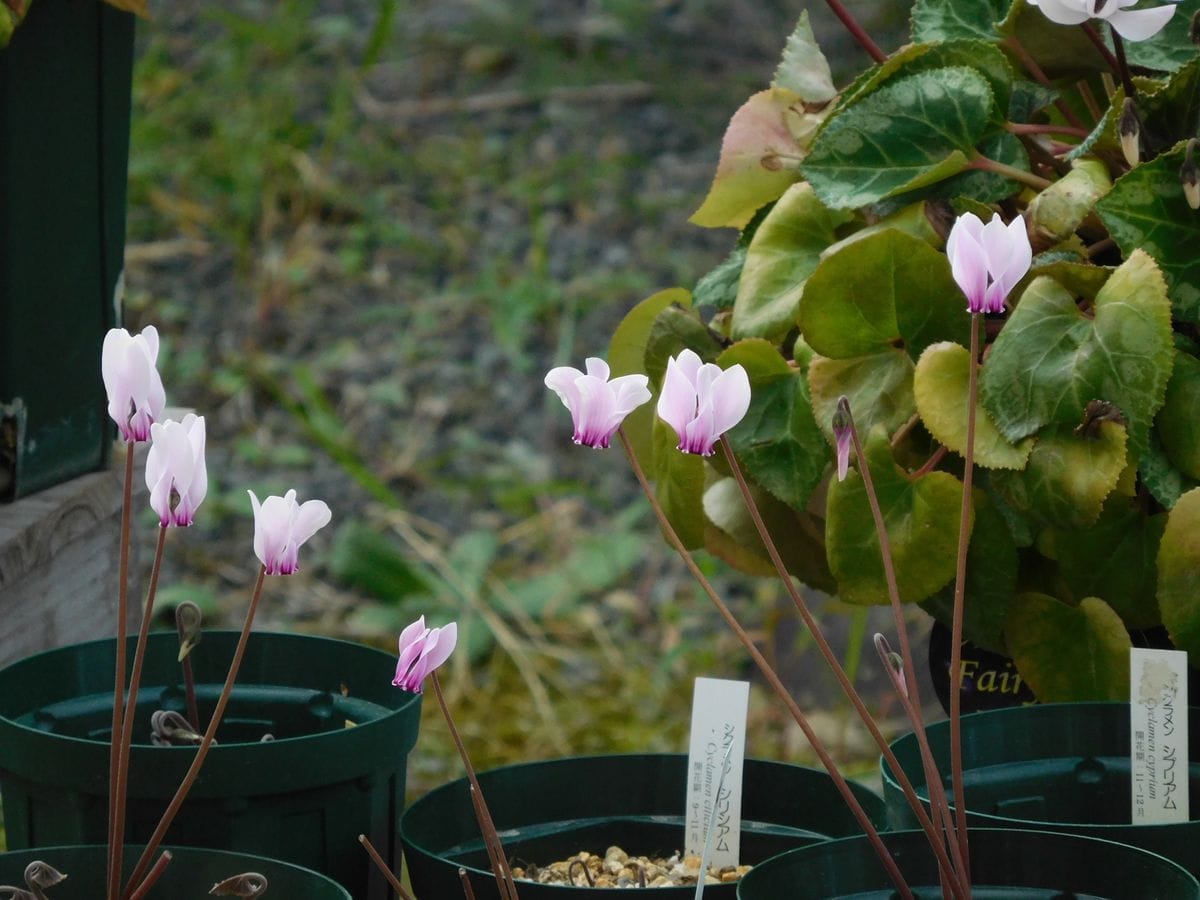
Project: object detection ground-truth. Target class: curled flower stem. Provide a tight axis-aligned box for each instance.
[948,314,983,882]
[358,833,416,900]
[717,438,966,897]
[122,566,268,898]
[619,428,916,900]
[110,525,169,900]
[125,851,172,900]
[107,440,135,900]
[431,672,520,900]
[175,602,203,730]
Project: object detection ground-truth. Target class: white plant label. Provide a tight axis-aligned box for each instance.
[684,677,749,868]
[1130,647,1189,824]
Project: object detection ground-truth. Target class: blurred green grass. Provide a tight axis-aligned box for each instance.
[114,0,910,803]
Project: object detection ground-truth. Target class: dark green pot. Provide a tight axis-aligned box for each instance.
[881,703,1200,877]
[0,631,421,900]
[734,828,1200,899]
[400,753,884,898]
[0,0,134,499]
[0,844,350,898]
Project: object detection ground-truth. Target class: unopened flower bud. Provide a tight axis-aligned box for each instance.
[873,633,908,698]
[1182,139,1199,210]
[832,396,852,482]
[1119,98,1140,168]
[1189,9,1200,44]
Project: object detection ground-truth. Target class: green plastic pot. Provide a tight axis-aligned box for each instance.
[400,753,884,898]
[0,0,133,499]
[0,844,350,898]
[880,703,1200,877]
[0,630,420,900]
[734,827,1200,898]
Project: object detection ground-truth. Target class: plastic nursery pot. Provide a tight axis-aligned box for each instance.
[0,630,421,900]
[733,827,1200,899]
[0,844,351,899]
[880,702,1200,877]
[400,753,885,898]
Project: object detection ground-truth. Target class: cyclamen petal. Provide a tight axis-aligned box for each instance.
[946,212,1031,314]
[248,488,332,575]
[545,357,651,449]
[393,618,457,693]
[145,414,207,527]
[656,351,751,457]
[1027,0,1180,39]
[102,326,166,442]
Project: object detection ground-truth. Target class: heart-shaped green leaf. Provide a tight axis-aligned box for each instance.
[914,341,1033,470]
[1159,487,1200,656]
[826,427,970,605]
[703,477,836,591]
[609,288,692,470]
[1123,2,1200,73]
[1097,142,1200,323]
[1140,432,1200,509]
[1006,594,1132,701]
[802,67,994,209]
[999,0,1107,79]
[919,489,1018,654]
[979,250,1174,458]
[799,229,970,359]
[690,90,806,229]
[693,246,746,316]
[989,420,1128,528]
[808,350,917,447]
[643,303,724,388]
[1056,496,1165,629]
[910,0,1010,42]
[731,183,855,341]
[1157,351,1200,480]
[720,340,828,510]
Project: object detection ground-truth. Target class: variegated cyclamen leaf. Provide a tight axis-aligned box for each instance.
[1157,351,1200,481]
[731,183,854,341]
[1159,487,1200,657]
[690,90,806,229]
[808,350,916,448]
[826,427,969,606]
[989,421,1128,529]
[910,0,1011,42]
[772,11,836,104]
[1140,432,1200,509]
[802,67,994,210]
[799,229,969,359]
[1006,594,1132,702]
[1097,142,1200,323]
[720,340,828,510]
[1123,0,1200,73]
[914,342,1033,470]
[979,250,1174,458]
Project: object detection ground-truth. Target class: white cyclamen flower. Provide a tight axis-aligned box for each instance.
[1027,0,1183,42]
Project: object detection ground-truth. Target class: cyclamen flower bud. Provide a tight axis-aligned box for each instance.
[1119,98,1141,168]
[832,396,853,482]
[1182,139,1199,211]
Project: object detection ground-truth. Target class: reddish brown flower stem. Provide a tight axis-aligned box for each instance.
[717,438,967,898]
[359,833,416,900]
[1004,122,1091,139]
[1002,37,1089,130]
[840,422,970,895]
[948,314,983,882]
[430,671,520,900]
[459,868,479,900]
[1080,22,1132,97]
[107,440,135,900]
[619,428,914,900]
[121,566,268,898]
[822,0,886,63]
[968,155,1054,190]
[109,525,169,900]
[125,851,172,900]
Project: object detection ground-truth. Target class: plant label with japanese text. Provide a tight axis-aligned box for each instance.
[684,677,749,868]
[1131,647,1189,824]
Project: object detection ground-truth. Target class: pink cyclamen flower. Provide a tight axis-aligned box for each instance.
[102,325,166,442]
[393,616,458,693]
[145,414,207,527]
[1027,0,1182,40]
[656,349,751,457]
[945,212,1032,315]
[832,396,852,482]
[544,357,652,449]
[247,488,332,575]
